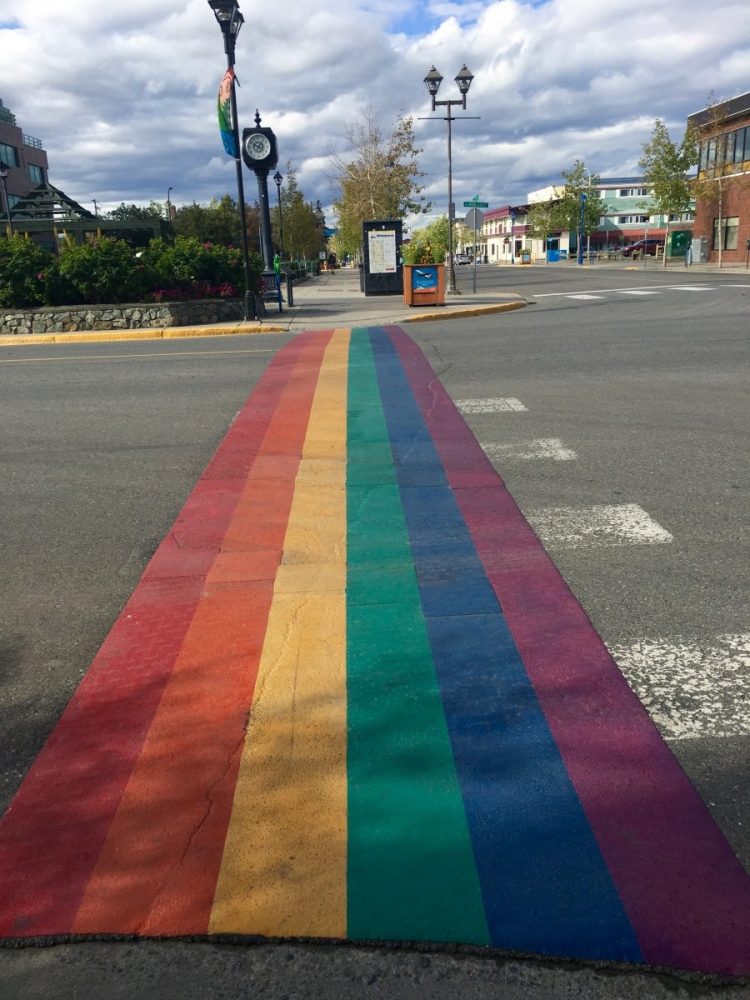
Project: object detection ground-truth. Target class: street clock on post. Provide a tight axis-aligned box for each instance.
[242,111,278,174]
[241,110,280,300]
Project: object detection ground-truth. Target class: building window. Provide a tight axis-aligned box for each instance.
[616,215,650,224]
[733,126,746,163]
[699,126,750,174]
[7,193,22,208]
[713,216,739,250]
[0,141,18,167]
[27,163,43,184]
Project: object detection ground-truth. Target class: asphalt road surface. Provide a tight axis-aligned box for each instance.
[0,265,748,999]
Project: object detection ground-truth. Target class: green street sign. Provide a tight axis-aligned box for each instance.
[464,200,488,208]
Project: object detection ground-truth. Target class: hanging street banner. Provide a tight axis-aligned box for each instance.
[217,68,237,158]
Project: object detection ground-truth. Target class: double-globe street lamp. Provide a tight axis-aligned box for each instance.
[0,162,14,236]
[208,0,255,320]
[422,65,476,295]
[273,170,284,258]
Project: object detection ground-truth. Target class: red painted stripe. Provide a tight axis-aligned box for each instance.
[0,332,322,939]
[387,326,750,975]
[73,334,330,936]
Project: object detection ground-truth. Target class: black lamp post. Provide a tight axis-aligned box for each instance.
[273,170,284,257]
[423,64,476,295]
[208,0,255,320]
[166,186,173,221]
[0,162,13,236]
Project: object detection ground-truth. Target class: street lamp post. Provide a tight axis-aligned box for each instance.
[422,65,477,295]
[577,192,587,266]
[0,162,14,236]
[581,165,592,262]
[510,208,516,264]
[273,170,284,258]
[208,0,255,321]
[166,186,173,221]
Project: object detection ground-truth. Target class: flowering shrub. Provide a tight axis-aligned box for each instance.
[401,216,452,265]
[401,237,439,265]
[0,233,261,308]
[140,237,247,290]
[57,236,149,304]
[148,281,237,302]
[0,236,53,307]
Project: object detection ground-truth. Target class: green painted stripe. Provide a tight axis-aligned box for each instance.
[346,329,489,945]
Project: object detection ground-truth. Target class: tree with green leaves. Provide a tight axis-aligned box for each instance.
[332,108,430,258]
[557,161,607,256]
[105,201,165,221]
[638,119,697,266]
[173,194,261,251]
[527,199,566,260]
[274,167,325,261]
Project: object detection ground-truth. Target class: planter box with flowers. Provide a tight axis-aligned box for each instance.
[401,239,446,307]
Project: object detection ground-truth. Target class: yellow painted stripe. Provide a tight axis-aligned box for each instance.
[209,329,350,938]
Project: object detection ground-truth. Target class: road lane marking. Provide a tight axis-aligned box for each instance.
[526,503,673,548]
[566,294,605,300]
[666,286,713,291]
[616,290,660,295]
[0,347,279,364]
[483,438,577,461]
[608,634,750,740]
[534,283,717,297]
[456,397,527,413]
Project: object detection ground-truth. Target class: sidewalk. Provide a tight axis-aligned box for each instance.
[276,266,527,329]
[0,267,527,346]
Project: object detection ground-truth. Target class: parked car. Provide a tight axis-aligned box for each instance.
[622,238,663,257]
[455,254,472,265]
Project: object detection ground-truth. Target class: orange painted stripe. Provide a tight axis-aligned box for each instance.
[72,332,331,936]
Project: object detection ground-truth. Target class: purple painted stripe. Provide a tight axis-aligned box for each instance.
[386,325,750,976]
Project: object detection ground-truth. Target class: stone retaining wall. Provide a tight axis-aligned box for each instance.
[0,298,244,335]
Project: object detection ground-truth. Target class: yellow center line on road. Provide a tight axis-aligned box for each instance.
[0,347,280,365]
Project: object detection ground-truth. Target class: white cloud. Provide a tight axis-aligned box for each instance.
[1,0,748,225]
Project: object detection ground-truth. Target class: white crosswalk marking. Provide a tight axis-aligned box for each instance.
[608,634,750,739]
[483,438,577,461]
[456,397,527,413]
[526,503,673,548]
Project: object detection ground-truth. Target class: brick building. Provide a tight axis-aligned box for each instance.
[0,98,49,215]
[688,92,750,265]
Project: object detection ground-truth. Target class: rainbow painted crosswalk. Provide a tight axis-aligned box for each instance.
[0,326,749,975]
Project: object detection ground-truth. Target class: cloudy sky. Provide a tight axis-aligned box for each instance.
[1,0,749,229]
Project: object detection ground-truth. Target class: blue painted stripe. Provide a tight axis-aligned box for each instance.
[369,327,643,963]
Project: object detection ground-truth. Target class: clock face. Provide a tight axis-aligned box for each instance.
[245,132,271,160]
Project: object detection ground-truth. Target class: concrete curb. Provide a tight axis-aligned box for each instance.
[401,300,528,323]
[0,299,528,346]
[0,324,286,347]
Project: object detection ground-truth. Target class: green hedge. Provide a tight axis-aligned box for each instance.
[0,234,264,309]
